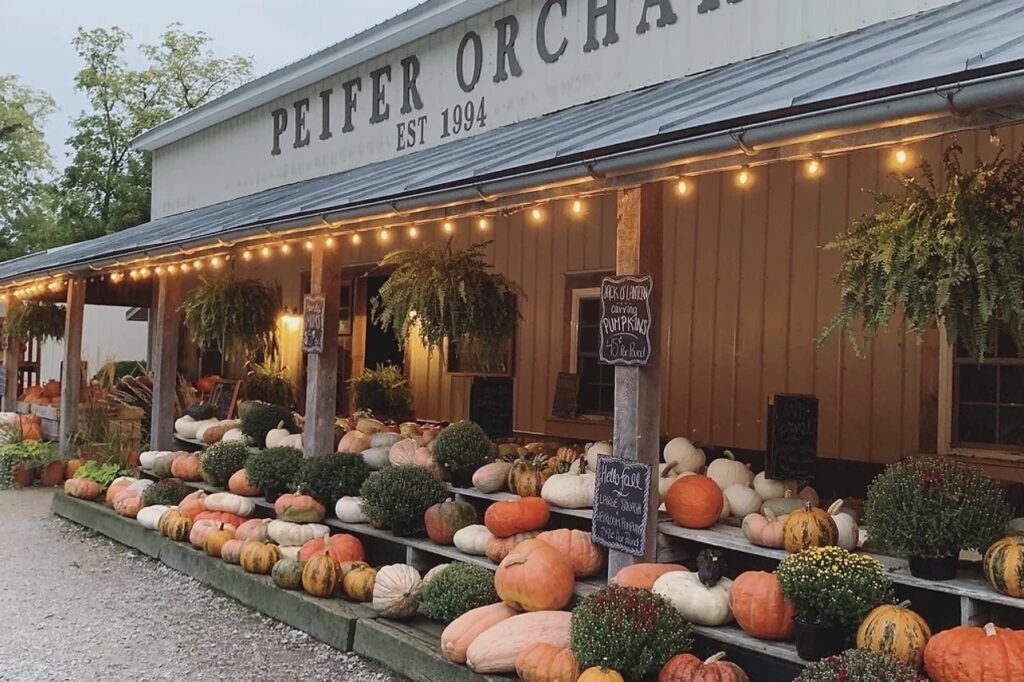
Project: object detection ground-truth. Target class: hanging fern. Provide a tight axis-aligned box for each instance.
[820,144,1024,360]
[5,300,65,342]
[181,277,278,361]
[371,241,522,370]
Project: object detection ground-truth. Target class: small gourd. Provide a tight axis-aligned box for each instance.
[828,499,860,551]
[663,437,706,473]
[453,524,493,556]
[782,502,838,553]
[264,421,292,449]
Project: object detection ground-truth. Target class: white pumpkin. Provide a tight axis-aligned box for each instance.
[722,484,762,518]
[205,492,255,517]
[126,479,153,494]
[174,415,197,438]
[361,446,391,470]
[192,419,221,442]
[149,451,178,477]
[585,442,612,471]
[278,434,303,449]
[719,494,731,520]
[221,428,248,443]
[541,471,596,509]
[137,505,173,530]
[798,486,820,507]
[653,570,733,626]
[373,564,423,619]
[828,500,860,550]
[422,563,452,587]
[1011,517,1024,534]
[335,496,369,523]
[268,520,330,546]
[753,472,787,501]
[279,546,302,561]
[453,524,493,556]
[265,422,292,449]
[370,432,404,449]
[663,437,706,473]
[138,451,162,469]
[658,463,696,499]
[706,451,753,490]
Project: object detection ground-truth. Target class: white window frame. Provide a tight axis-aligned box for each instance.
[569,287,601,374]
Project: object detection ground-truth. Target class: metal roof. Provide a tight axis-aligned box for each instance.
[5,0,1024,284]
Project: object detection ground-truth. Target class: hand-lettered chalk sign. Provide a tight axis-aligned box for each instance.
[592,456,652,557]
[302,294,326,355]
[599,276,654,366]
[766,394,819,482]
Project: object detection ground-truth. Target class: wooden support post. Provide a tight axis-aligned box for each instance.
[151,276,183,450]
[3,336,19,411]
[59,278,86,457]
[303,244,342,456]
[609,184,663,576]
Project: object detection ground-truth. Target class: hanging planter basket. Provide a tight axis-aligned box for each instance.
[181,277,278,361]
[5,300,65,342]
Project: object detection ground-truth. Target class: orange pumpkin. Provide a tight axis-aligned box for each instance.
[613,563,687,591]
[112,490,144,518]
[105,478,134,506]
[494,538,575,611]
[179,490,208,520]
[729,571,795,641]
[536,529,605,578]
[275,492,327,523]
[234,518,272,542]
[64,458,86,479]
[170,454,203,481]
[485,532,541,564]
[228,468,261,496]
[19,414,42,441]
[203,526,234,557]
[299,534,365,564]
[64,478,101,501]
[240,541,281,575]
[515,643,579,682]
[484,497,551,538]
[664,475,723,529]
[659,652,749,682]
[302,551,341,598]
[41,379,60,398]
[194,511,248,528]
[924,622,1024,682]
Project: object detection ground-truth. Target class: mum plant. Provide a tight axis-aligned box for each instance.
[244,446,303,502]
[420,563,498,623]
[820,144,1024,360]
[292,453,371,508]
[200,440,250,487]
[777,546,893,631]
[349,364,413,420]
[431,420,492,479]
[795,649,922,682]
[181,276,278,360]
[865,456,1010,559]
[359,465,448,536]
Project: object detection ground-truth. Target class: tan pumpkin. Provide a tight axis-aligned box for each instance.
[219,538,248,564]
[178,490,208,519]
[64,478,101,501]
[453,524,494,556]
[485,531,540,563]
[741,511,788,549]
[343,565,377,602]
[440,602,519,664]
[240,541,281,575]
[495,539,575,612]
[272,557,306,590]
[579,667,625,682]
[228,468,261,496]
[536,529,605,578]
[465,610,572,674]
[105,477,135,506]
[234,518,272,542]
[613,563,687,590]
[828,499,860,551]
[275,493,327,523]
[514,643,579,682]
[372,564,422,619]
[472,461,513,493]
[170,454,203,481]
[857,600,931,670]
[729,571,795,641]
[160,509,192,542]
[782,503,837,553]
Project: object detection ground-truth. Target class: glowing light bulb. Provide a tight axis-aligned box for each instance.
[167,264,178,275]
[111,272,123,283]
[181,263,191,273]
[530,208,543,222]
[242,250,253,262]
[442,221,454,234]
[806,158,822,177]
[676,179,690,196]
[128,270,138,280]
[408,226,419,238]
[350,233,361,245]
[281,242,292,255]
[261,246,272,259]
[304,240,314,251]
[478,218,489,231]
[210,256,223,269]
[895,148,908,166]
[192,260,203,271]
[380,229,391,242]
[571,199,583,215]
[326,236,336,248]
[154,266,164,276]
[737,168,751,187]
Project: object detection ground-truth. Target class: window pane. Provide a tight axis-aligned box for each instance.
[1001,366,1024,405]
[579,298,600,325]
[579,327,599,354]
[1000,407,1024,445]
[997,328,1021,359]
[959,364,997,403]
[598,385,614,414]
[580,357,601,385]
[958,404,997,444]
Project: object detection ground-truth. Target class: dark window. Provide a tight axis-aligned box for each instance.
[576,297,613,416]
[954,328,1024,448]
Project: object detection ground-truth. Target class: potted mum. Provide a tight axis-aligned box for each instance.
[777,547,894,661]
[865,456,1011,580]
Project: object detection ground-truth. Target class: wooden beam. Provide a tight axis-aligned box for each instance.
[59,278,86,457]
[3,337,20,411]
[609,184,664,576]
[303,245,342,456]
[151,276,183,450]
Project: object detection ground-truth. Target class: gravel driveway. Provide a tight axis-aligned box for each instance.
[0,488,406,682]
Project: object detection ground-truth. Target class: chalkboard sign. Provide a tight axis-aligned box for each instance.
[209,380,242,420]
[302,294,326,354]
[592,456,652,557]
[766,394,819,481]
[469,377,514,438]
[551,372,581,419]
[599,275,654,366]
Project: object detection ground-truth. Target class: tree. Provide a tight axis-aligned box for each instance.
[58,24,253,243]
[0,75,56,260]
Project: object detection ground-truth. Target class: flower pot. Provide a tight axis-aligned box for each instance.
[263,485,286,504]
[38,460,66,487]
[11,459,36,487]
[908,554,958,580]
[795,620,847,661]
[449,469,473,488]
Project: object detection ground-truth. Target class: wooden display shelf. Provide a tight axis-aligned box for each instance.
[447,484,593,520]
[689,624,802,665]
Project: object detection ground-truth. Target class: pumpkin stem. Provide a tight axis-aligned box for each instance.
[984,622,998,637]
[827,499,844,515]
[723,450,736,461]
[802,501,812,512]
[503,553,528,566]
[704,652,728,665]
[896,600,912,610]
[661,462,679,478]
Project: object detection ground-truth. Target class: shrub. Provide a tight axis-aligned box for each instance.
[246,360,295,408]
[240,401,295,447]
[200,440,250,487]
[571,585,692,682]
[141,478,189,507]
[359,466,448,537]
[72,461,123,491]
[777,547,893,631]
[865,456,1011,558]
[431,421,492,477]
[292,453,371,508]
[349,364,413,420]
[795,649,921,682]
[420,563,498,623]
[244,447,303,501]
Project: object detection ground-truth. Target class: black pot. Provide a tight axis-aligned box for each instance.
[449,469,473,489]
[908,554,958,580]
[263,485,286,504]
[795,620,847,661]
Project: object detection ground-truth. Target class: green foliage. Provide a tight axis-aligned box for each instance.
[93,360,147,385]
[5,300,65,342]
[293,453,371,508]
[372,242,522,370]
[571,585,692,682]
[431,420,492,476]
[777,547,893,630]
[73,461,123,491]
[820,144,1024,360]
[795,649,922,682]
[359,466,448,537]
[420,563,498,623]
[199,440,250,487]
[182,277,279,361]
[141,478,189,507]
[865,456,1011,557]
[244,447,303,496]
[239,401,295,447]
[0,441,57,488]
[246,359,295,409]
[349,364,413,420]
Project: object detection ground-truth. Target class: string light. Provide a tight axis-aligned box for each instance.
[350,233,361,245]
[139,267,151,279]
[304,239,315,252]
[192,259,203,271]
[110,272,124,284]
[326,236,336,248]
[478,217,489,231]
[167,264,178,275]
[737,167,752,187]
[895,148,908,166]
[154,266,164,276]
[990,127,1002,148]
[442,221,454,234]
[261,246,272,259]
[806,157,822,178]
[571,199,584,215]
[181,263,191,273]
[242,250,253,262]
[210,256,223,269]
[281,242,292,255]
[408,226,419,238]
[676,179,690,196]
[530,207,543,222]
[129,269,139,280]
[379,228,391,243]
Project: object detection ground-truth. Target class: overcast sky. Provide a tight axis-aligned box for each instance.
[0,0,422,167]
